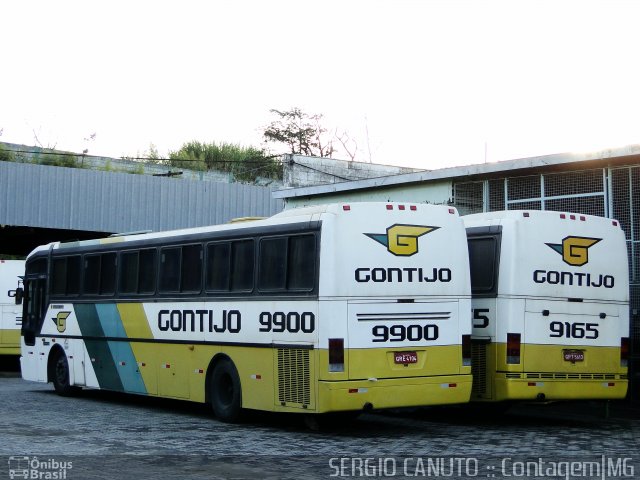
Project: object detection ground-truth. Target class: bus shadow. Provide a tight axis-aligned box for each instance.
[33,387,626,433]
[378,401,622,428]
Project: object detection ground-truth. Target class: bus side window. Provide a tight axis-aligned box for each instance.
[231,240,254,292]
[205,242,231,292]
[287,234,315,291]
[51,256,81,297]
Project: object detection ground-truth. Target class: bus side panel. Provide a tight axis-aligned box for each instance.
[1,260,24,356]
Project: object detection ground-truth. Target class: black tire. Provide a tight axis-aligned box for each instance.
[51,349,80,397]
[210,358,243,423]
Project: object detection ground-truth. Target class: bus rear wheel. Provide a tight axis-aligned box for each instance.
[210,358,243,423]
[51,349,80,397]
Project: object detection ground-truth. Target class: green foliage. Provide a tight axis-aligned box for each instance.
[169,141,282,182]
[38,151,81,168]
[144,143,164,165]
[0,145,15,162]
[263,107,335,157]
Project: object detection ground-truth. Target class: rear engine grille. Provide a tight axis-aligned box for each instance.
[471,342,487,396]
[277,348,311,407]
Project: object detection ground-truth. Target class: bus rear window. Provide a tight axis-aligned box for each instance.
[468,236,500,296]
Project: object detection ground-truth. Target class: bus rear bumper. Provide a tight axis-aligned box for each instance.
[317,375,472,413]
[492,374,628,401]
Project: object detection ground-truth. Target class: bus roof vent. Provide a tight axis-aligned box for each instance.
[109,230,152,237]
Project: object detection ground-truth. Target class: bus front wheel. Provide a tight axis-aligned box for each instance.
[210,358,243,423]
[50,349,80,397]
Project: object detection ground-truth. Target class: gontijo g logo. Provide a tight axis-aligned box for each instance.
[545,236,602,267]
[365,224,439,257]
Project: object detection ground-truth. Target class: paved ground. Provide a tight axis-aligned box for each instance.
[1,372,639,479]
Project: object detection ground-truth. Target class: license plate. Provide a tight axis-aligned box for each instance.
[394,352,418,364]
[563,350,585,362]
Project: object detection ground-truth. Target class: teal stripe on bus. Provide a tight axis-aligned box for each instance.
[94,304,147,394]
[74,304,124,392]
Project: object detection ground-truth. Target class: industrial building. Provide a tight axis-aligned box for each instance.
[275,146,640,401]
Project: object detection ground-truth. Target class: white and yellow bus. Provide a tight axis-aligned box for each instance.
[464,210,629,403]
[20,203,472,421]
[1,259,24,356]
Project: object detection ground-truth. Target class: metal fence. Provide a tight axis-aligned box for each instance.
[453,165,640,402]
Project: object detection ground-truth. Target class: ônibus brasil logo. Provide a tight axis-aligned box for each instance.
[545,236,602,267]
[365,224,439,257]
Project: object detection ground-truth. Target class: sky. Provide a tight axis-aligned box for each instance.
[2,0,640,171]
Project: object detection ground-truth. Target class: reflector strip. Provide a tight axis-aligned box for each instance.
[440,383,457,388]
[195,369,204,374]
[527,382,544,387]
[348,388,368,394]
[251,374,262,380]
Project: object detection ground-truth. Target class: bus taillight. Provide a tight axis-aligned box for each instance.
[506,333,521,364]
[621,337,629,368]
[462,334,471,366]
[329,338,344,372]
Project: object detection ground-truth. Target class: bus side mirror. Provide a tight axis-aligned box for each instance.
[9,288,23,305]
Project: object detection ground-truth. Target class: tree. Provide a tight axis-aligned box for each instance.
[263,108,335,158]
[168,141,282,182]
[0,144,14,163]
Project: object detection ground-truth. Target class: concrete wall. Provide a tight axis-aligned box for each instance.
[282,154,421,188]
[282,180,452,209]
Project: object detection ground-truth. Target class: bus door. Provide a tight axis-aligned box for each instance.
[21,272,48,382]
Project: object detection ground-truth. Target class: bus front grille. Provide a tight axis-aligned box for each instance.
[277,348,311,407]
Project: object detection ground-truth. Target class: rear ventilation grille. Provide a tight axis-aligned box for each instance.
[277,348,311,407]
[471,342,487,396]
[509,373,627,380]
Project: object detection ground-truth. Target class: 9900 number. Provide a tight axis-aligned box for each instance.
[372,324,439,342]
[549,321,599,339]
[259,311,315,333]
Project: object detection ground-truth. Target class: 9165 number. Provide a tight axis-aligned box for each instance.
[549,321,599,339]
[372,324,439,342]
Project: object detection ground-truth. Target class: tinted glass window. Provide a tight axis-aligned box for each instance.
[66,256,82,295]
[51,258,67,295]
[231,240,254,291]
[83,255,101,294]
[205,243,230,291]
[159,247,181,293]
[51,256,81,296]
[181,244,202,293]
[259,238,287,290]
[288,234,315,290]
[120,251,138,294]
[100,253,117,295]
[138,249,156,294]
[468,236,499,294]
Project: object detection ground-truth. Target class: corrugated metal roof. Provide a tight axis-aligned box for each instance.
[274,144,640,199]
[0,162,282,233]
